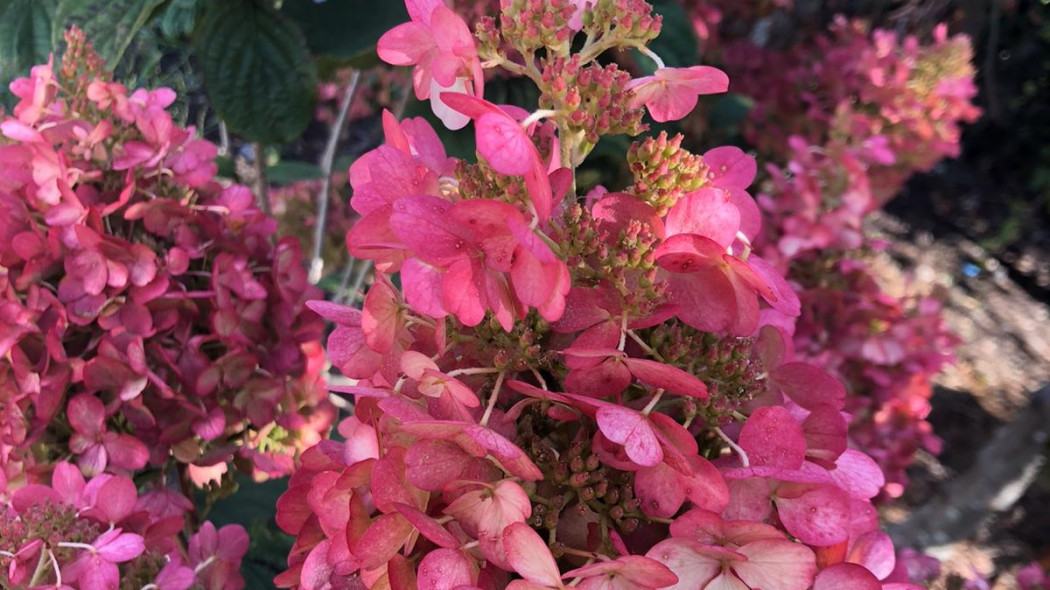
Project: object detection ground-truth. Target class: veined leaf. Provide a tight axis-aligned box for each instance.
[0,0,57,87]
[194,0,318,144]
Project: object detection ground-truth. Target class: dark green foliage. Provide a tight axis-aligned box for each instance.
[193,0,318,144]
[281,0,408,67]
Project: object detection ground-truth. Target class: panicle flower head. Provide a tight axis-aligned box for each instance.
[0,27,333,484]
[275,2,923,588]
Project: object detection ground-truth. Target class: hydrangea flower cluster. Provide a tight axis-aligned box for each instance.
[725,18,981,203]
[790,263,957,498]
[0,462,247,590]
[731,20,979,499]
[0,28,334,488]
[275,1,927,588]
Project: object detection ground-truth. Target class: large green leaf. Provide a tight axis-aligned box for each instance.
[193,0,318,145]
[0,0,56,86]
[53,0,168,70]
[280,0,408,67]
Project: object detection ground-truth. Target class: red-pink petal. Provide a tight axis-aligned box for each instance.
[739,406,806,470]
[775,483,851,546]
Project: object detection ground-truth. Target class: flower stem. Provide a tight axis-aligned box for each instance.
[480,371,506,426]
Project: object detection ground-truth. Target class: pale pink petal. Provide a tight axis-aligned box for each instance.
[733,539,817,590]
[595,405,662,467]
[377,22,436,66]
[646,539,727,590]
[848,531,896,579]
[503,522,562,587]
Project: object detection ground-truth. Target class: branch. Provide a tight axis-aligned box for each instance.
[310,69,362,284]
[889,384,1050,550]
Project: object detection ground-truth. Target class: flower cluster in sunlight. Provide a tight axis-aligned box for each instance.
[273,1,935,588]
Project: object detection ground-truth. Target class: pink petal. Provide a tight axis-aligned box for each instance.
[405,439,470,491]
[739,406,806,470]
[591,193,665,241]
[377,22,435,66]
[464,425,544,480]
[401,258,449,318]
[813,563,881,590]
[703,146,757,190]
[733,539,817,590]
[363,274,401,354]
[354,513,414,570]
[665,188,740,247]
[775,483,851,547]
[305,300,362,326]
[68,395,105,436]
[95,476,138,523]
[95,531,146,562]
[848,531,896,580]
[104,433,150,471]
[503,522,562,587]
[418,549,476,590]
[830,449,886,501]
[802,406,848,463]
[476,113,535,176]
[623,358,708,400]
[770,362,846,410]
[394,503,461,549]
[595,406,662,467]
[645,539,726,590]
[635,463,687,518]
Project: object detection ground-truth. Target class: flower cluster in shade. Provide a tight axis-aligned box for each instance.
[0,29,334,488]
[274,1,931,588]
[690,15,980,499]
[0,462,247,590]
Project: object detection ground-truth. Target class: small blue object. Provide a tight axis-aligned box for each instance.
[962,263,980,278]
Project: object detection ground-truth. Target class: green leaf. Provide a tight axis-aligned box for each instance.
[193,0,318,145]
[640,0,699,72]
[157,0,200,40]
[708,92,755,132]
[207,474,292,590]
[53,0,168,70]
[280,0,408,67]
[267,160,325,184]
[0,0,57,86]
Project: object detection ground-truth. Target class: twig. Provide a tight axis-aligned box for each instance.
[310,69,362,284]
[334,257,358,304]
[218,121,230,157]
[250,142,271,217]
[347,259,374,306]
